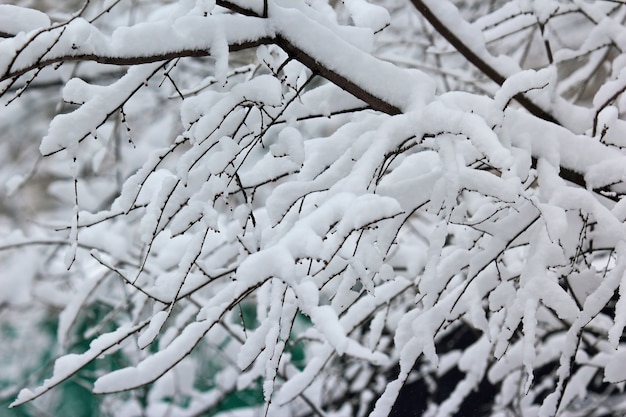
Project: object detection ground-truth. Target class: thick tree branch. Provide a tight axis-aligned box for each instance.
[275,36,402,115]
[0,1,613,199]
[0,39,271,84]
[409,0,618,201]
[409,0,558,124]
[217,0,263,17]
[0,36,401,115]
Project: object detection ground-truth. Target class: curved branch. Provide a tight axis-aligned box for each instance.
[410,0,558,124]
[0,2,615,199]
[275,36,401,115]
[0,7,405,114]
[217,0,263,17]
[410,0,619,201]
[0,39,271,84]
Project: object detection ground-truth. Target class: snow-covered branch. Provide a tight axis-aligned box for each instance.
[3,1,626,417]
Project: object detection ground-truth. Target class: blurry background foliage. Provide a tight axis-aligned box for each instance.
[1,301,307,416]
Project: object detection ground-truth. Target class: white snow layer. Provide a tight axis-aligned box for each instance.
[0,5,50,36]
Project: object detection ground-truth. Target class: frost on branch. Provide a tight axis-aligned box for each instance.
[3,1,626,417]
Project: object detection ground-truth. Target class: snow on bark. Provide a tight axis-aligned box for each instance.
[270,3,435,112]
[6,1,626,416]
[40,62,164,156]
[93,320,215,394]
[10,324,144,407]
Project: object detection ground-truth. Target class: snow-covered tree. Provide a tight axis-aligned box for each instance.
[3,1,626,416]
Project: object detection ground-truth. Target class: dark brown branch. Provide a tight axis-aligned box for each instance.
[1,36,399,115]
[275,36,402,115]
[0,39,272,84]
[0,1,613,199]
[409,0,619,202]
[216,0,262,17]
[409,0,558,125]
